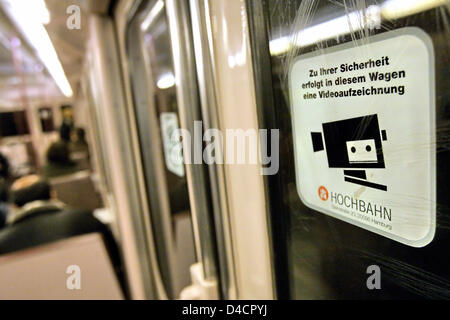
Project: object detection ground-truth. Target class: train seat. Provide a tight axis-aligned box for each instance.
[0,233,124,300]
[49,170,103,210]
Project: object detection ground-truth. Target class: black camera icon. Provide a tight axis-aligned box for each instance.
[311,114,388,191]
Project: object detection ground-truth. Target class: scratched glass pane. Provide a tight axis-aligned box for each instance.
[264,0,450,299]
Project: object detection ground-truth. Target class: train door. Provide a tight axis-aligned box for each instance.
[123,0,219,299]
[189,0,275,299]
[85,15,162,300]
[246,0,450,299]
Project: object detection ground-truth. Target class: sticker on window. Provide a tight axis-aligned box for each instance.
[160,112,185,177]
[289,27,435,247]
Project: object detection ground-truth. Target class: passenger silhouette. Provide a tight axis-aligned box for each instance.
[42,141,81,179]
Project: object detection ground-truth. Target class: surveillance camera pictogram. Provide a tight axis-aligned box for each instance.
[311,114,388,191]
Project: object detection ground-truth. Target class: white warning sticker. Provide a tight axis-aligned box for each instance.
[289,27,436,247]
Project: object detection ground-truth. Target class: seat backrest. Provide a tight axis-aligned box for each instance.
[0,233,124,300]
[49,170,103,210]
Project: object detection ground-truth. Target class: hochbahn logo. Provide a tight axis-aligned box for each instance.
[318,186,329,201]
[318,185,392,222]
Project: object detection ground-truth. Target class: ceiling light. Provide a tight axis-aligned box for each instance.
[3,0,73,97]
[157,73,175,89]
[269,0,446,56]
[34,0,51,25]
[293,5,381,47]
[381,0,447,20]
[141,0,164,31]
[269,36,292,56]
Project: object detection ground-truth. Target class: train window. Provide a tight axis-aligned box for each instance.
[38,107,55,133]
[0,111,30,137]
[126,0,197,299]
[247,0,450,299]
[134,2,190,207]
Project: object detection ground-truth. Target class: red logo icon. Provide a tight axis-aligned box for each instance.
[318,186,329,201]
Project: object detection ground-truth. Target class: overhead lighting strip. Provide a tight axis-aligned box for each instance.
[3,0,73,97]
[270,0,446,56]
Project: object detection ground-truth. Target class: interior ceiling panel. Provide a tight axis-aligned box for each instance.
[0,0,89,107]
[35,0,89,96]
[80,0,111,14]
